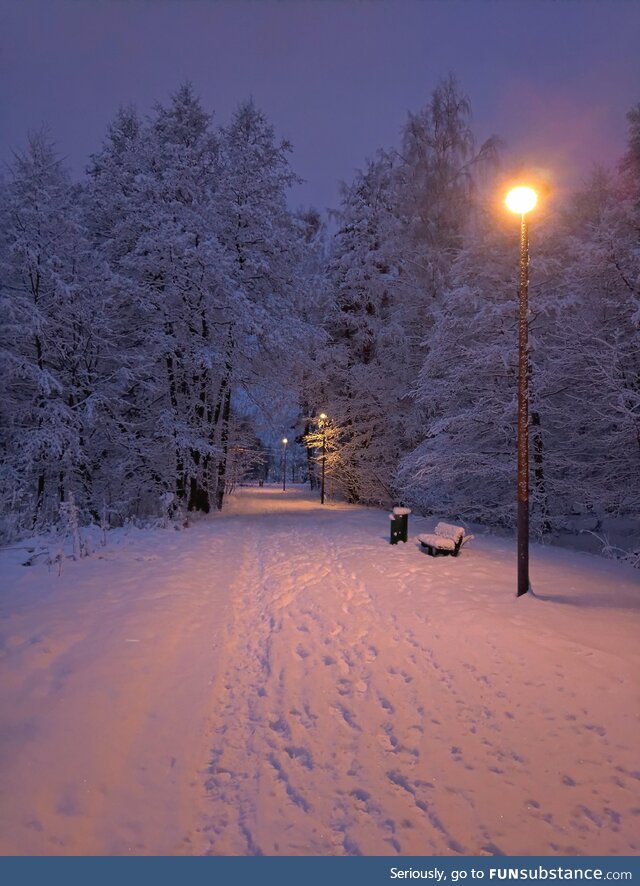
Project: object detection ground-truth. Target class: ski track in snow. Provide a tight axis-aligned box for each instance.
[1,487,639,856]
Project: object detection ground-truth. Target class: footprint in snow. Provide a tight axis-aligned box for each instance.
[333,704,360,730]
[378,695,395,714]
[378,732,398,752]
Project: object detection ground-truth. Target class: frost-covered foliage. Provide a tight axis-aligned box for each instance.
[314,83,638,559]
[0,86,315,538]
[399,108,639,540]
[309,76,500,504]
[2,79,638,561]
[0,135,112,536]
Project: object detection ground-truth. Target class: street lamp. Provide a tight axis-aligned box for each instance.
[318,413,327,505]
[282,438,288,492]
[506,185,538,598]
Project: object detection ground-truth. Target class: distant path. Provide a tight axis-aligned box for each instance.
[1,487,638,855]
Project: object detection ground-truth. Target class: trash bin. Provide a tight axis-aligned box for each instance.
[389,507,411,544]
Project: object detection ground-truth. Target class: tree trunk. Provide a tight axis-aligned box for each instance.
[32,473,45,529]
[165,350,186,503]
[187,364,212,513]
[211,329,235,509]
[188,450,211,513]
[304,420,317,489]
[215,387,232,511]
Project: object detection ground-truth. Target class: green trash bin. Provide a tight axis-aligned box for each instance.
[389,507,411,544]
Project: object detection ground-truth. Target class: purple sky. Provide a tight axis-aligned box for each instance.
[1,0,639,211]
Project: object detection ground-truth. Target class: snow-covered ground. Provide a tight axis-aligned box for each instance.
[0,486,638,857]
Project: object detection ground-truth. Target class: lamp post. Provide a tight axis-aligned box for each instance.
[282,437,288,492]
[506,185,538,598]
[318,413,327,505]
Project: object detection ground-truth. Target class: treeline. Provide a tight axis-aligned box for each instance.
[1,78,638,562]
[0,85,321,537]
[301,78,639,558]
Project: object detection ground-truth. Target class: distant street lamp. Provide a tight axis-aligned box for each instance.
[282,437,288,492]
[506,185,538,598]
[318,413,327,505]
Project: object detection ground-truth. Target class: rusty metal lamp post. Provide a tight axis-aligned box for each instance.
[506,185,538,598]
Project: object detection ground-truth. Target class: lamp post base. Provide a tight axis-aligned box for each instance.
[517,499,529,597]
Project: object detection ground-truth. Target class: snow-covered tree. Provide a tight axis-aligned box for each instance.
[319,151,413,502]
[317,77,500,505]
[399,102,639,548]
[395,203,561,530]
[0,134,109,535]
[212,99,311,508]
[2,78,635,563]
[86,86,230,517]
[543,125,640,523]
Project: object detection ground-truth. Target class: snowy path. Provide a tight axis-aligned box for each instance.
[1,487,639,856]
[0,515,240,854]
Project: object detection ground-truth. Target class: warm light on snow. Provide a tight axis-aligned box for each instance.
[0,487,637,856]
[505,185,538,214]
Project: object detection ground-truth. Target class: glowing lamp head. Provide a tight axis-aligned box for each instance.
[506,186,537,215]
[282,437,288,445]
[319,413,327,421]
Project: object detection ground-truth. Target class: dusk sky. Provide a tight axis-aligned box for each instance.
[1,0,639,211]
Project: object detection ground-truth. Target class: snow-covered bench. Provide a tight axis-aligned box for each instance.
[419,522,472,557]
